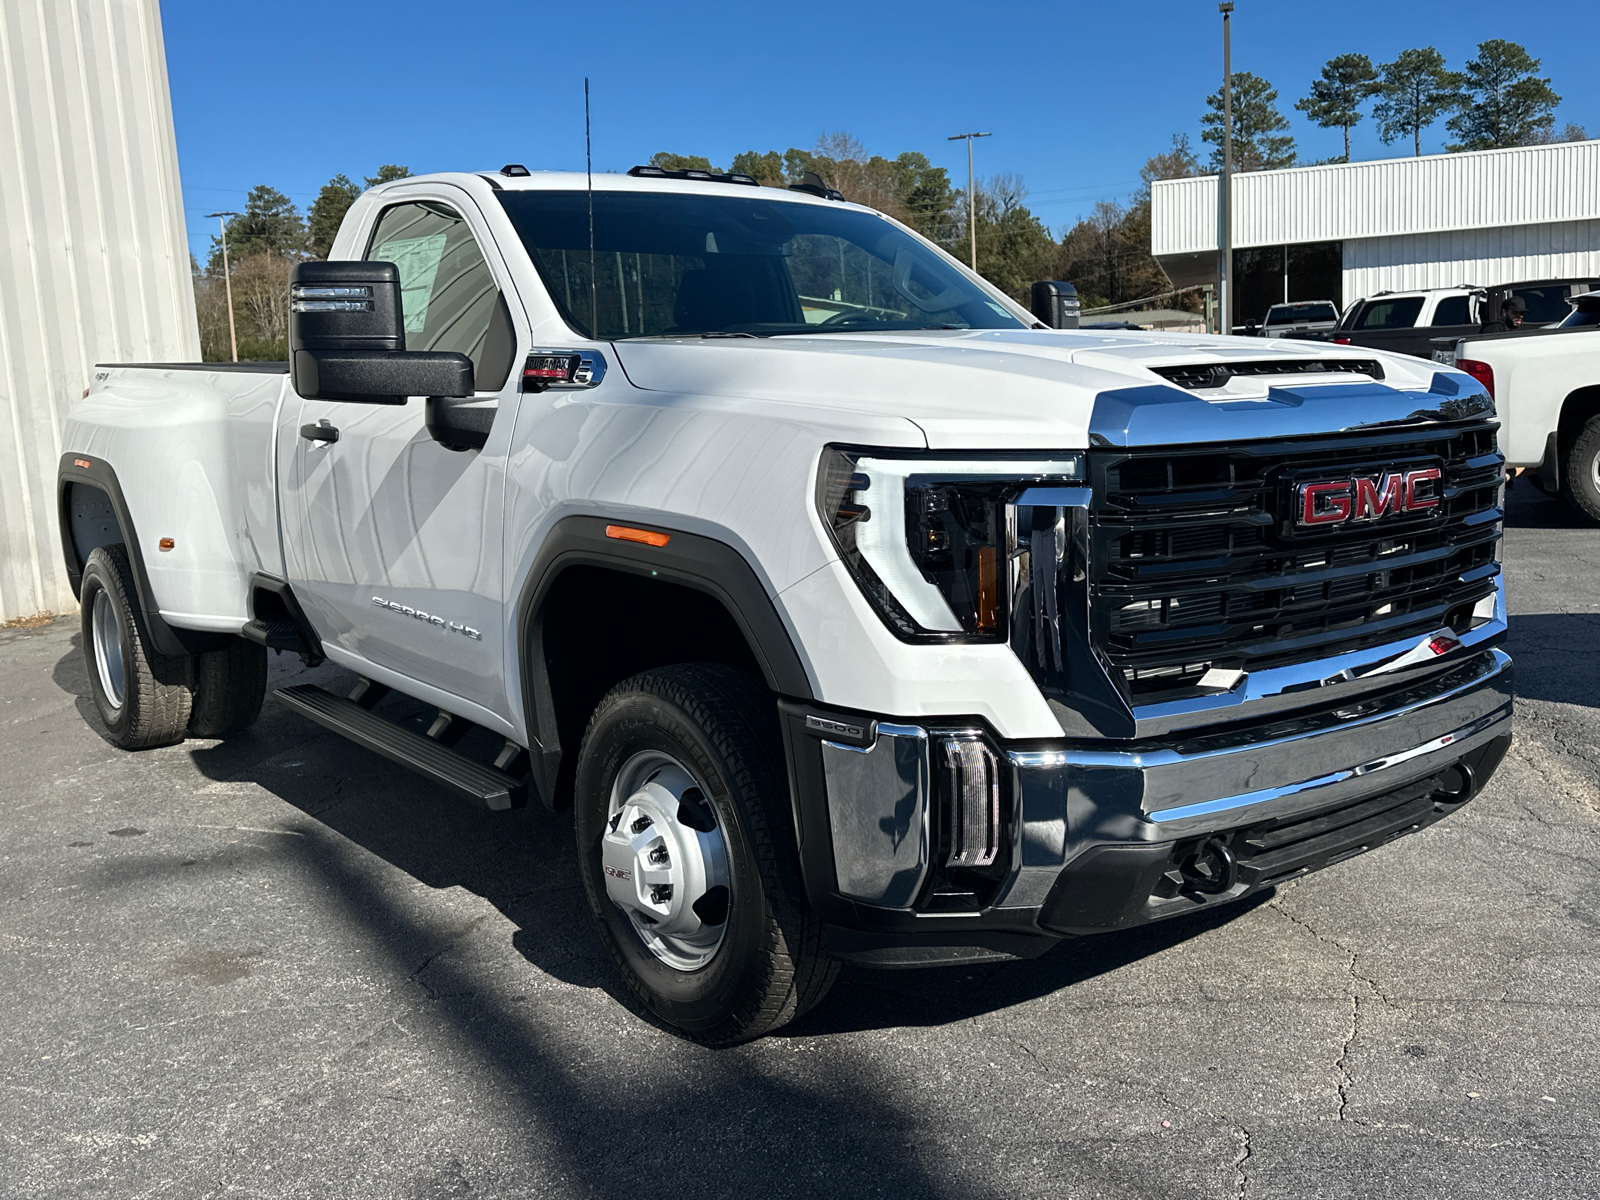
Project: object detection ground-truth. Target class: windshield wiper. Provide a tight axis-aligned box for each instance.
[701,331,764,339]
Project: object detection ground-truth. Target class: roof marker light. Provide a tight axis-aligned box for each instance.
[606,525,670,548]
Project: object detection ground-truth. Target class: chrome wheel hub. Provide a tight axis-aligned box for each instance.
[601,751,730,971]
[91,588,126,711]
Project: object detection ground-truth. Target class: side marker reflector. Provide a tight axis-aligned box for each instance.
[605,524,670,548]
[158,538,175,551]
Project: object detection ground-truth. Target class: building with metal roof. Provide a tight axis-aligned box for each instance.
[1151,140,1600,329]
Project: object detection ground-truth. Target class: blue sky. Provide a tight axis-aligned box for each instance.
[165,0,1599,262]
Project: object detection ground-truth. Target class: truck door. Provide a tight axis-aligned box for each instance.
[286,195,523,729]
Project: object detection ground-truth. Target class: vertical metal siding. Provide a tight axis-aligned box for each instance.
[0,0,196,621]
[1343,220,1600,297]
[1153,141,1600,256]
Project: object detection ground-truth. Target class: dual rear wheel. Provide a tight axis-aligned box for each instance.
[80,544,266,749]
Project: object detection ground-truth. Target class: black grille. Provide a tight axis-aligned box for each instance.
[1087,421,1503,699]
[1150,358,1384,390]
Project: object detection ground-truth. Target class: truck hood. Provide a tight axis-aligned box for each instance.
[612,328,1487,450]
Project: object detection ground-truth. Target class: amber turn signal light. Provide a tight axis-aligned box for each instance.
[605,524,670,548]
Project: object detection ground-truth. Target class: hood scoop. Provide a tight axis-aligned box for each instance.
[1152,358,1385,390]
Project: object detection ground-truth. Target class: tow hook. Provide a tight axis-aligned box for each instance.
[1180,837,1238,895]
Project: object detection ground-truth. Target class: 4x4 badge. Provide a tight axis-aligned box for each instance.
[1296,467,1442,528]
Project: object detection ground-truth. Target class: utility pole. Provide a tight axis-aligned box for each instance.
[1217,3,1233,336]
[205,211,241,362]
[947,131,991,271]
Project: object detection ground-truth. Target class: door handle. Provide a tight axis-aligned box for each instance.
[300,419,339,444]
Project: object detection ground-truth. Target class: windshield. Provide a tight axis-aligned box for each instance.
[1558,296,1600,328]
[496,189,1028,339]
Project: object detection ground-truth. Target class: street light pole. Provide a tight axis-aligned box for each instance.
[947,131,991,271]
[205,211,241,362]
[1218,3,1234,336]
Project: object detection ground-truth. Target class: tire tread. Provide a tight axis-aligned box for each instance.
[82,544,192,749]
[579,663,837,1045]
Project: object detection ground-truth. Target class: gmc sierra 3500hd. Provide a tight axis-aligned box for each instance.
[58,165,1512,1045]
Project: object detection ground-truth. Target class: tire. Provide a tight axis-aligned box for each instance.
[188,636,268,736]
[79,544,192,749]
[574,663,838,1045]
[1561,414,1600,523]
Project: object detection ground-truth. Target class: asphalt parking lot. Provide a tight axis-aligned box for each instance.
[3,481,1597,1200]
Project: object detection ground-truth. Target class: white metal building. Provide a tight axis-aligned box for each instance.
[0,0,197,623]
[1151,140,1600,324]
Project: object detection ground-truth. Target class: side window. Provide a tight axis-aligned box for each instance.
[1431,295,1470,326]
[365,201,516,390]
[1511,286,1572,326]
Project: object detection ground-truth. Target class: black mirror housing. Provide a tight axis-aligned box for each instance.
[290,260,406,353]
[295,350,474,405]
[1031,280,1080,329]
[289,261,474,403]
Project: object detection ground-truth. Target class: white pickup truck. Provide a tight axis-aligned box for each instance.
[58,166,1513,1043]
[1442,290,1600,520]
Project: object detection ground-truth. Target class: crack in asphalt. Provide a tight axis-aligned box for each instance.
[408,915,492,998]
[1268,892,1396,1123]
[1232,1126,1253,1199]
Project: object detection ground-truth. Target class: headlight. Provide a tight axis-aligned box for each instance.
[816,447,1086,642]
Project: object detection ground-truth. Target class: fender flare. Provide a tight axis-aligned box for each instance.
[513,515,816,806]
[56,453,226,657]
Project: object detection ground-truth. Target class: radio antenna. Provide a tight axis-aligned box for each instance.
[585,77,596,339]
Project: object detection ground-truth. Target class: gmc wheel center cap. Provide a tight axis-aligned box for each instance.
[600,781,723,939]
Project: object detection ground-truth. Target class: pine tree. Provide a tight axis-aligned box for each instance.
[307,174,360,260]
[648,152,719,173]
[1446,40,1561,151]
[1373,48,1461,156]
[1201,73,1297,172]
[207,185,307,273]
[363,164,413,187]
[1296,54,1380,162]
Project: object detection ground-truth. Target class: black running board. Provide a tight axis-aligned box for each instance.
[274,684,526,811]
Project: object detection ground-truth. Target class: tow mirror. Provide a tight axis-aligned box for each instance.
[289,261,473,405]
[1031,280,1080,329]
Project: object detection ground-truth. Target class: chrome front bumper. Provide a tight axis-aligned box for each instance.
[800,642,1511,954]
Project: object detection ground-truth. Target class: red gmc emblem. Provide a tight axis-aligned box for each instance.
[1296,467,1442,527]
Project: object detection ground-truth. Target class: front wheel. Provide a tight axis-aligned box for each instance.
[1561,414,1600,523]
[574,664,837,1045]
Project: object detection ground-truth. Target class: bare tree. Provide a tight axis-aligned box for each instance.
[192,271,233,361]
[230,254,293,347]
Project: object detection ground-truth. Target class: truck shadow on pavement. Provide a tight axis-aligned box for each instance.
[1505,613,1600,707]
[49,638,1273,1195]
[55,637,1281,1039]
[1502,479,1597,529]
